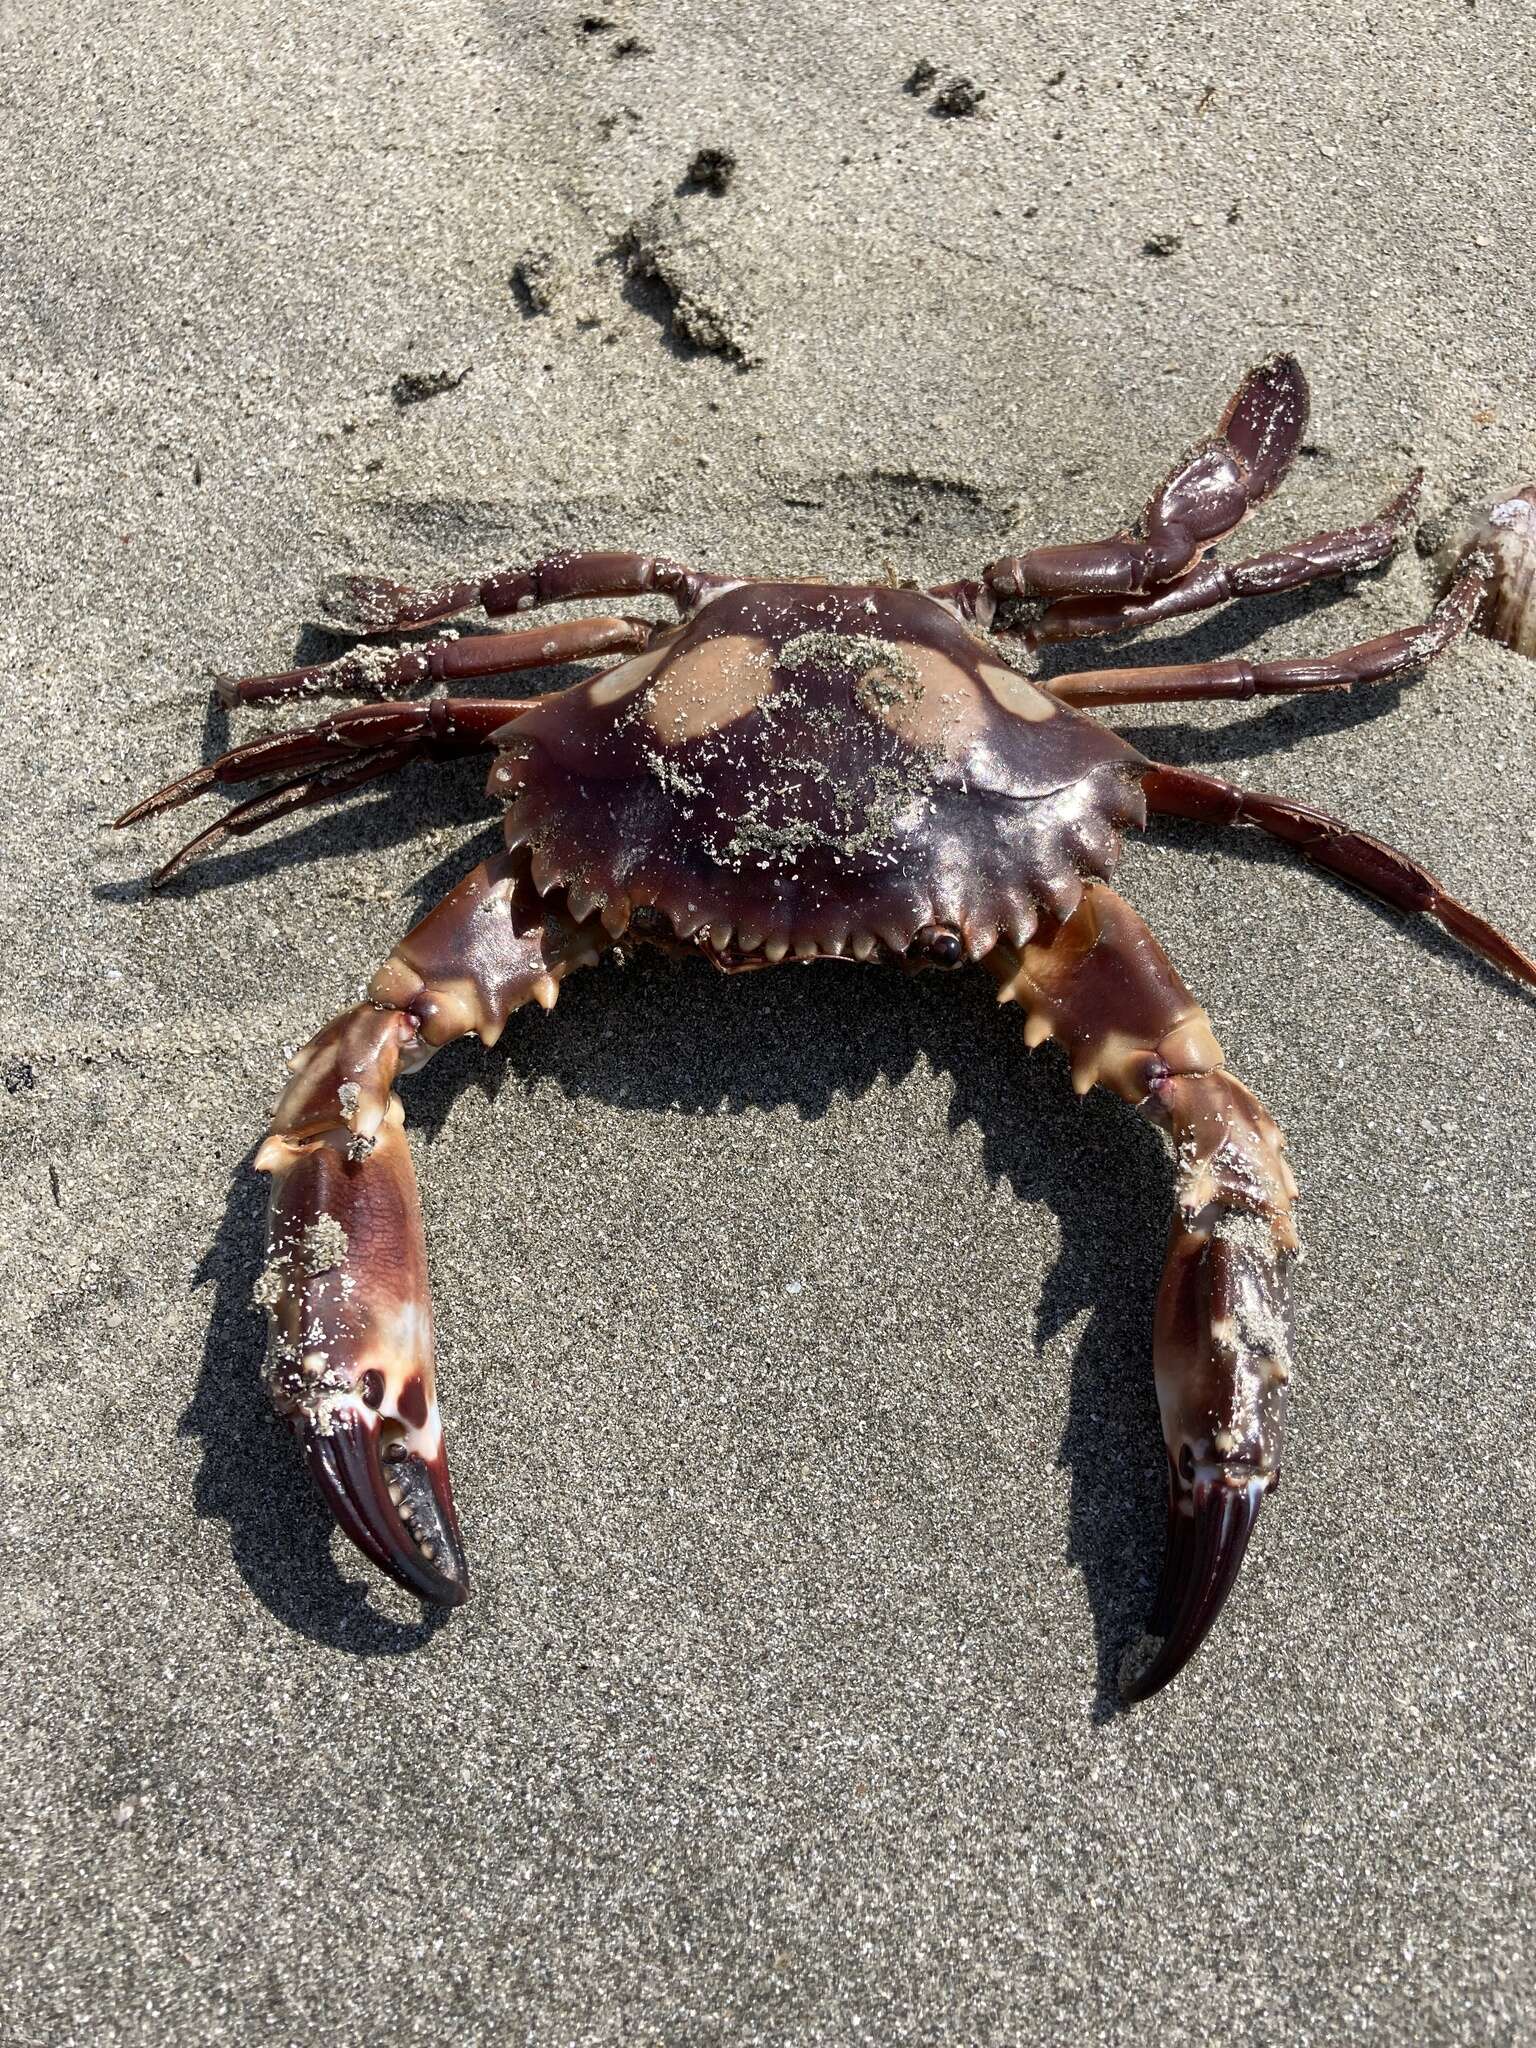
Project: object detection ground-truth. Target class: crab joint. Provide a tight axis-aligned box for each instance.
[987,892,1225,1102]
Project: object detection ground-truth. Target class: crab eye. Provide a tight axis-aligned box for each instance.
[912,924,964,967]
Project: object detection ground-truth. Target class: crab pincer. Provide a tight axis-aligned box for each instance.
[1126,1071,1298,1700]
[254,1003,468,1601]
[988,890,1298,1699]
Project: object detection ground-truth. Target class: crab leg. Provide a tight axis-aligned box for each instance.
[218,613,657,707]
[986,884,1300,1701]
[1044,562,1486,707]
[323,550,730,637]
[1024,473,1423,647]
[255,848,605,1602]
[980,354,1308,606]
[1144,763,1536,986]
[116,695,535,884]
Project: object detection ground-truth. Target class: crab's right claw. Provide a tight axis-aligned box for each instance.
[1122,1067,1299,1704]
[255,1085,468,1607]
[988,896,1300,1704]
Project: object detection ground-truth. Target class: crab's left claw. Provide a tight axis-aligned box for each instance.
[239,857,603,1606]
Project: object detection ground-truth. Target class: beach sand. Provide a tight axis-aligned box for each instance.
[4,2,1534,2040]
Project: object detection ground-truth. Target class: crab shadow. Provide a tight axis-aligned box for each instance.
[182,939,1176,1713]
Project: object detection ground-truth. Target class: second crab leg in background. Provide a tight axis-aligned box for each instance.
[117,695,539,884]
[980,355,1308,605]
[1042,563,1487,707]
[928,475,1423,647]
[218,613,661,708]
[1143,765,1536,986]
[323,550,733,635]
[1022,474,1424,647]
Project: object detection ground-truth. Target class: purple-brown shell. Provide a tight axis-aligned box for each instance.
[489,581,1148,962]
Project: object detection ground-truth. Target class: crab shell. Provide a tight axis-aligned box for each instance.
[488,580,1149,963]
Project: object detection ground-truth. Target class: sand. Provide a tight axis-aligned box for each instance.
[4,2,1535,2041]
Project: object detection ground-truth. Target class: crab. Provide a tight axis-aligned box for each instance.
[120,356,1536,1700]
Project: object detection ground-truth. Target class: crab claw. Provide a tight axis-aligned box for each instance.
[255,1080,469,1607]
[1119,1464,1269,1703]
[303,1410,467,1605]
[1125,1067,1298,1703]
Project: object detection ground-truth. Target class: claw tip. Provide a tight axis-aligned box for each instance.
[1118,1469,1269,1703]
[1117,1630,1171,1706]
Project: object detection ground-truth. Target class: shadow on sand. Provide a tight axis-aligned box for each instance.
[179,948,1175,1716]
